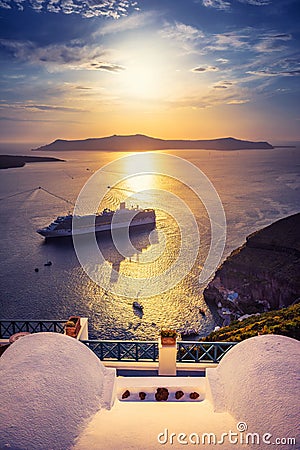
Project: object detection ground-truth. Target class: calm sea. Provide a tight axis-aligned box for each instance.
[0,144,299,339]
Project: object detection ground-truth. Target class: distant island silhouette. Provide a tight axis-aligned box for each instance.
[0,155,65,170]
[32,134,273,152]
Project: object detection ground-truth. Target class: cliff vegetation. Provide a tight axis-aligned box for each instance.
[203,303,300,342]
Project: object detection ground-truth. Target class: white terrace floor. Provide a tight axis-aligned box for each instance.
[75,375,237,450]
[1,333,298,450]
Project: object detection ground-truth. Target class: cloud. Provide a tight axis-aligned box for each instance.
[96,11,156,35]
[280,56,300,70]
[74,85,92,90]
[2,74,26,79]
[23,104,85,112]
[0,0,11,9]
[204,29,294,57]
[200,0,270,9]
[202,0,230,10]
[171,93,249,109]
[169,80,250,109]
[191,65,219,73]
[160,23,294,61]
[0,115,79,123]
[0,38,125,72]
[247,69,300,77]
[87,62,125,72]
[0,101,85,112]
[227,99,249,104]
[0,0,139,18]
[238,0,270,5]
[244,54,300,80]
[272,34,292,39]
[254,33,292,53]
[213,80,234,88]
[212,30,251,50]
[159,21,205,54]
[0,97,85,121]
[160,22,204,42]
[216,58,229,64]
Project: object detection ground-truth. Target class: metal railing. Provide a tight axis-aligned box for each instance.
[82,340,159,362]
[0,320,237,364]
[82,340,237,363]
[0,320,66,338]
[177,341,237,363]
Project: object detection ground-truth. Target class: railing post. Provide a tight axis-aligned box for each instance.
[214,345,218,363]
[77,318,89,340]
[158,337,177,376]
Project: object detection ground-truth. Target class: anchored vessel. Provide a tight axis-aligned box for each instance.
[37,202,156,238]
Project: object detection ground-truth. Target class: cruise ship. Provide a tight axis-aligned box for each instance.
[37,202,156,238]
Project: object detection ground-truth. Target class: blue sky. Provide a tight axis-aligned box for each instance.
[0,0,299,143]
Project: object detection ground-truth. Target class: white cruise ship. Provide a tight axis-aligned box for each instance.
[37,202,155,238]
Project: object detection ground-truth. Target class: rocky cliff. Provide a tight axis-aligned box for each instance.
[204,213,300,325]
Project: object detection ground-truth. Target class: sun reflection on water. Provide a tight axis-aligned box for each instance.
[71,152,212,339]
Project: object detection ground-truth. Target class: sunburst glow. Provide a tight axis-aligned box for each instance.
[116,38,172,101]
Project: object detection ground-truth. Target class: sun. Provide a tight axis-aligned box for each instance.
[120,64,163,100]
[116,37,171,101]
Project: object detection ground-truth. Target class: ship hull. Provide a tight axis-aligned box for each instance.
[37,216,155,238]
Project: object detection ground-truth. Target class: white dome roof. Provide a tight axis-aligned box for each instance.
[206,335,300,449]
[0,332,115,450]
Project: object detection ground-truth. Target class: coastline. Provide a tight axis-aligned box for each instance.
[204,213,300,328]
[0,155,65,170]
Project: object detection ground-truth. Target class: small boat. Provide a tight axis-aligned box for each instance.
[133,301,143,311]
[44,261,52,266]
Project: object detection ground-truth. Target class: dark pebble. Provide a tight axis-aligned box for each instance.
[189,392,200,400]
[122,390,130,399]
[139,392,146,400]
[155,387,169,401]
[175,390,184,400]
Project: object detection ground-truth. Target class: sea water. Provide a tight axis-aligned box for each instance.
[0,145,299,339]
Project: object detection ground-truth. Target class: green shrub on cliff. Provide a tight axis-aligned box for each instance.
[203,303,300,342]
